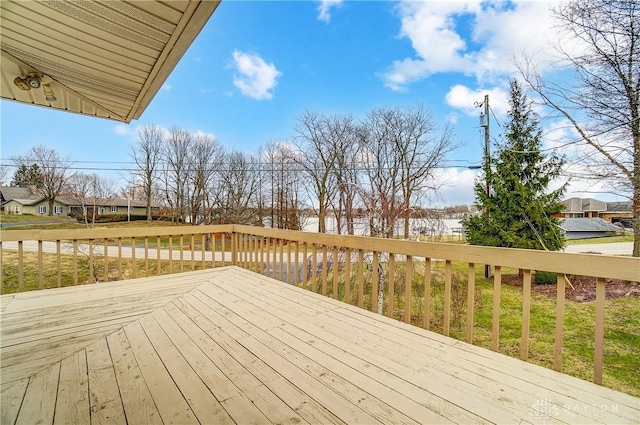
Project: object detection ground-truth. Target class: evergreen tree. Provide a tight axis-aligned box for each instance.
[466,79,566,251]
[10,164,44,187]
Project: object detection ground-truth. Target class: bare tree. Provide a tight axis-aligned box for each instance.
[130,125,163,222]
[325,114,361,235]
[520,0,640,256]
[13,146,73,216]
[215,150,261,225]
[294,111,340,233]
[187,133,222,225]
[260,141,303,229]
[0,164,8,186]
[160,126,192,223]
[66,173,116,227]
[360,105,456,238]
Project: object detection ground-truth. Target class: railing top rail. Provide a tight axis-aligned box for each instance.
[0,224,235,242]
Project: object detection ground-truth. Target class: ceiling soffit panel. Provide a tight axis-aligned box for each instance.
[0,0,220,123]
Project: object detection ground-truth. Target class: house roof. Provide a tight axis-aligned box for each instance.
[560,218,622,232]
[0,186,43,206]
[560,197,633,213]
[1,1,220,123]
[62,197,162,209]
[560,197,607,212]
[604,201,633,212]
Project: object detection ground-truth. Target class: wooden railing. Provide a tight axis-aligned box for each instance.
[1,224,639,389]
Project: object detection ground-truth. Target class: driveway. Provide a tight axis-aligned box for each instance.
[564,242,633,255]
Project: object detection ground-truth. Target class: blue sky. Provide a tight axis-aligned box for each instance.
[0,0,627,205]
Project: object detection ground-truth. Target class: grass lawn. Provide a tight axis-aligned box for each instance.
[565,232,634,244]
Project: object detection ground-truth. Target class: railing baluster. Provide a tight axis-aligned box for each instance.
[179,235,184,272]
[466,263,475,343]
[190,235,195,271]
[56,240,62,288]
[201,234,206,269]
[18,240,24,291]
[131,237,136,278]
[444,260,452,336]
[404,255,413,324]
[295,242,300,285]
[73,240,78,285]
[345,248,351,303]
[264,237,271,277]
[288,241,293,284]
[371,251,379,313]
[221,233,226,267]
[388,253,395,318]
[357,249,364,308]
[332,246,339,299]
[118,238,123,280]
[144,237,149,276]
[156,236,161,275]
[302,242,308,287]
[423,258,431,330]
[520,269,532,360]
[491,266,502,351]
[38,240,43,289]
[104,239,109,281]
[89,239,95,284]
[321,245,328,296]
[554,272,566,371]
[594,277,606,385]
[311,244,318,292]
[279,239,284,282]
[169,236,174,273]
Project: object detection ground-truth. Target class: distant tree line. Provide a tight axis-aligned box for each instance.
[128,104,458,236]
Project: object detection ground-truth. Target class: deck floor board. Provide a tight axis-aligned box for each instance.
[1,266,638,424]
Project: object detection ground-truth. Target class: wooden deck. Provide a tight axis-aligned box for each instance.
[1,267,638,424]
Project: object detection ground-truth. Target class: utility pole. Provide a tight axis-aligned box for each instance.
[480,95,491,278]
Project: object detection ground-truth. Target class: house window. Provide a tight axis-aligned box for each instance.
[98,207,106,215]
[129,206,135,213]
[111,206,118,213]
[54,206,63,214]
[6,206,12,213]
[15,206,20,214]
[39,205,46,214]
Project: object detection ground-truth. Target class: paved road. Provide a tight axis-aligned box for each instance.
[564,242,633,255]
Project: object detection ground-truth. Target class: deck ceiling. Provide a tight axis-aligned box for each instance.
[0,0,220,123]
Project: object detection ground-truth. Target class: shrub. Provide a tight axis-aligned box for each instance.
[535,271,556,285]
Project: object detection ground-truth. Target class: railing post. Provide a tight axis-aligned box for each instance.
[520,269,532,360]
[231,232,237,266]
[443,260,452,336]
[491,266,501,351]
[554,273,566,371]
[594,277,606,385]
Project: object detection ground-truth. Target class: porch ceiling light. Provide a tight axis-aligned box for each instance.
[13,73,57,103]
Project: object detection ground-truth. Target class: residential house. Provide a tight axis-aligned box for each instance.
[1,186,160,217]
[67,198,161,217]
[556,197,633,226]
[0,186,69,216]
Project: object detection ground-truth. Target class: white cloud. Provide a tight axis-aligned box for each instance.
[445,84,510,116]
[317,0,343,23]
[435,167,478,206]
[231,50,281,100]
[161,83,172,91]
[383,1,562,91]
[114,124,132,136]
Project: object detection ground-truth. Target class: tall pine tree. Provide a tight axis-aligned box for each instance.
[466,79,566,251]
